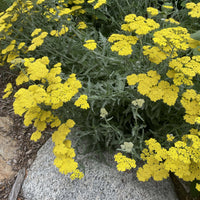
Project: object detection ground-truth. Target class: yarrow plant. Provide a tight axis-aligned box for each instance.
[2,0,200,198]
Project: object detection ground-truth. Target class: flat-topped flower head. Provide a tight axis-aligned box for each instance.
[83,40,97,50]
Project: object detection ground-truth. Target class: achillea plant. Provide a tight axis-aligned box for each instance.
[2,0,200,197]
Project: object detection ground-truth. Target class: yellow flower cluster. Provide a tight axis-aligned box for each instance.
[71,0,85,4]
[147,7,159,17]
[137,138,168,181]
[121,14,160,35]
[180,89,200,124]
[143,26,190,63]
[23,57,49,81]
[3,83,13,99]
[52,120,82,177]
[77,21,87,29]
[153,27,190,53]
[51,0,86,18]
[162,5,173,10]
[2,40,16,55]
[167,56,200,86]
[74,94,90,109]
[11,55,89,179]
[164,18,180,25]
[108,34,138,56]
[0,1,19,36]
[166,134,175,142]
[186,2,200,18]
[28,30,48,51]
[36,0,46,4]
[137,133,200,189]
[143,46,167,64]
[188,37,200,49]
[127,70,179,106]
[83,39,97,50]
[87,0,106,9]
[114,152,136,171]
[50,25,68,37]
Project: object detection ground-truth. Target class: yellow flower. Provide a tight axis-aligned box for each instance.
[16,71,29,86]
[18,42,25,49]
[164,18,180,25]
[74,95,90,109]
[37,0,46,4]
[70,169,84,180]
[166,134,175,142]
[108,34,138,56]
[196,183,200,191]
[143,46,167,64]
[30,130,42,142]
[77,21,87,29]
[31,28,42,37]
[114,153,136,171]
[28,44,37,51]
[94,0,106,9]
[147,7,159,17]
[186,2,200,18]
[162,5,173,10]
[2,83,13,99]
[121,14,160,35]
[83,40,97,50]
[72,0,84,4]
[88,0,95,2]
[153,27,190,54]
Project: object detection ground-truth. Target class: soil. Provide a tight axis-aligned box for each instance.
[0,66,51,200]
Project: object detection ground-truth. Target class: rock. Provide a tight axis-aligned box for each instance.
[0,116,13,133]
[0,157,15,180]
[0,117,18,181]
[0,134,18,160]
[22,135,178,200]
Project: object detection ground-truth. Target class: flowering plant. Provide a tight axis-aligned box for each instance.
[2,0,200,198]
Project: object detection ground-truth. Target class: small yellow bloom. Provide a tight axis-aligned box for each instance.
[30,130,42,142]
[70,169,84,180]
[83,40,97,50]
[74,95,90,109]
[196,183,200,191]
[18,42,26,49]
[77,21,87,29]
[31,28,42,37]
[166,134,175,142]
[147,7,159,17]
[94,0,106,9]
[162,5,173,10]
[2,83,13,99]
[114,152,136,171]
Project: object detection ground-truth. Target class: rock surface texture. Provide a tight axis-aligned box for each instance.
[22,136,179,200]
[0,117,19,181]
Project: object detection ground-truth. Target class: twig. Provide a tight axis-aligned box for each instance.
[8,167,26,200]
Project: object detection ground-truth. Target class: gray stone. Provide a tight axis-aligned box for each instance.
[22,135,178,200]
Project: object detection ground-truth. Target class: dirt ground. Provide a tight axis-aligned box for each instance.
[0,66,51,200]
